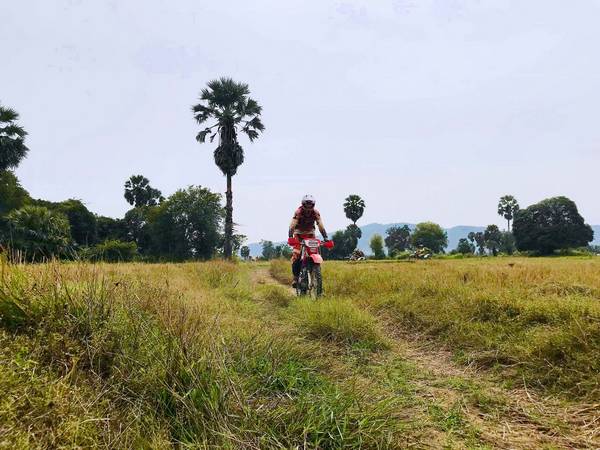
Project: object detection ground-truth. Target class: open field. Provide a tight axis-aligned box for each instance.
[1,257,599,448]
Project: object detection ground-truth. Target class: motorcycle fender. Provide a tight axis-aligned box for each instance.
[310,254,323,264]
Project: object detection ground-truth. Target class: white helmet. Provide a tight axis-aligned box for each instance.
[301,194,315,206]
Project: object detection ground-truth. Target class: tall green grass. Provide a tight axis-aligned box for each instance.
[0,260,403,448]
[290,297,387,351]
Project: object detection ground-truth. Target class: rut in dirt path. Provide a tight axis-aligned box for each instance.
[253,265,600,449]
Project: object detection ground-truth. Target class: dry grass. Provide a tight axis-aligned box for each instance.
[0,259,404,448]
[3,257,599,448]
[271,257,600,400]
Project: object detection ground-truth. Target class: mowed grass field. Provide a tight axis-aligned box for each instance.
[1,257,599,449]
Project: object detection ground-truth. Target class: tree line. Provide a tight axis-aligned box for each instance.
[2,77,595,262]
[1,170,229,262]
[0,112,231,262]
[370,194,593,258]
[1,78,263,262]
[305,193,594,260]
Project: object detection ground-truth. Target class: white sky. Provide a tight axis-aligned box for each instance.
[3,0,600,242]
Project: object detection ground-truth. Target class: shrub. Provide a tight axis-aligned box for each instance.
[4,205,72,261]
[88,239,138,262]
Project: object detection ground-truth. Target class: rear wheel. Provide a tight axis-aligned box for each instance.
[310,265,322,298]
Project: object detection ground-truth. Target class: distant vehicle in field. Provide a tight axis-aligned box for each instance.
[348,249,366,262]
[411,246,432,260]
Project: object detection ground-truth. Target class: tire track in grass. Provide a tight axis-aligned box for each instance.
[259,263,599,449]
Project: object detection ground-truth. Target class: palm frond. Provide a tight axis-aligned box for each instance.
[202,78,250,108]
[245,116,265,132]
[0,124,27,138]
[243,129,259,142]
[193,77,263,174]
[0,106,19,123]
[196,128,212,143]
[244,98,262,116]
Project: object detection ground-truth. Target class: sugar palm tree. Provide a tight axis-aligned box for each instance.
[192,78,264,258]
[343,194,366,225]
[0,104,29,171]
[497,195,519,231]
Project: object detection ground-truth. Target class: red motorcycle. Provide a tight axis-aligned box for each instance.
[288,237,334,297]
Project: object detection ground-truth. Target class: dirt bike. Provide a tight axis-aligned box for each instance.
[410,247,432,260]
[288,237,334,298]
[348,250,366,262]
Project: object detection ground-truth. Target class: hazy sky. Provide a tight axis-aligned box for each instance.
[3,0,600,243]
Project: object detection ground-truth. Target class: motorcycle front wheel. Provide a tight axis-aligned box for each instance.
[310,264,323,298]
[298,267,309,296]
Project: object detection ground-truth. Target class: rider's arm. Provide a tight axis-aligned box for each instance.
[289,216,298,238]
[316,214,328,240]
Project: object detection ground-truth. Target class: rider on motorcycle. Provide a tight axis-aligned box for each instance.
[288,194,328,288]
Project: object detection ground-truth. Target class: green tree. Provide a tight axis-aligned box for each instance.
[456,238,475,255]
[343,195,366,225]
[484,224,502,256]
[370,234,385,259]
[281,245,292,259]
[272,243,292,259]
[513,196,593,255]
[88,240,137,262]
[57,199,97,246]
[192,77,265,259]
[0,171,29,216]
[96,216,127,242]
[499,231,516,255]
[240,245,250,260]
[230,233,247,255]
[385,225,411,255]
[345,224,362,251]
[123,207,151,253]
[148,186,223,260]
[326,230,350,260]
[498,195,519,231]
[468,231,486,255]
[0,171,30,242]
[0,105,29,171]
[124,175,164,207]
[411,222,448,253]
[261,240,275,260]
[5,206,72,261]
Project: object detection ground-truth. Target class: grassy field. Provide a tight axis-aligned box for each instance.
[1,257,599,448]
[271,257,600,400]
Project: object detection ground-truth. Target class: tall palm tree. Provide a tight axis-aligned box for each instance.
[343,194,366,225]
[497,195,519,231]
[192,78,264,258]
[0,104,29,171]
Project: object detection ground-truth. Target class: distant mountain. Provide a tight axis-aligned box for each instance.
[247,223,600,257]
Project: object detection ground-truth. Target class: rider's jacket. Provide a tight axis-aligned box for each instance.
[289,206,327,238]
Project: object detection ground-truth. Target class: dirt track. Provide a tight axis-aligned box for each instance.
[252,265,600,449]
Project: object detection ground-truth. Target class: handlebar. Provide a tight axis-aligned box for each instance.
[287,237,334,249]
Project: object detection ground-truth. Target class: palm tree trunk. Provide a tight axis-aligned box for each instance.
[507,219,511,232]
[224,173,233,258]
